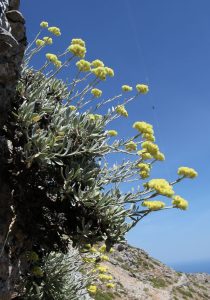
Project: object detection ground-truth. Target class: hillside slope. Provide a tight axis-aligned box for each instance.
[96,244,210,300]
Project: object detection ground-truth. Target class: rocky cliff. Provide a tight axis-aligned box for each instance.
[97,244,210,300]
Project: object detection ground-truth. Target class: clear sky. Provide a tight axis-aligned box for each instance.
[21,0,210,271]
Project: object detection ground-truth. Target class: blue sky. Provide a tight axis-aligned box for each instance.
[21,0,210,270]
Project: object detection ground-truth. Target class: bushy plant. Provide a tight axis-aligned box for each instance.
[4,21,197,298]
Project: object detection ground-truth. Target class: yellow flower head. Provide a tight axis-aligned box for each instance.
[87,285,97,294]
[100,255,109,261]
[48,26,61,36]
[144,178,174,197]
[153,151,165,161]
[88,114,102,121]
[137,150,152,160]
[172,195,188,210]
[99,274,113,281]
[137,163,150,171]
[69,105,76,111]
[76,59,91,72]
[91,88,102,98]
[136,84,149,94]
[43,36,53,45]
[26,251,39,262]
[142,133,155,142]
[125,141,137,152]
[71,38,86,47]
[31,266,43,277]
[90,247,97,253]
[68,44,86,58]
[32,115,41,123]
[115,105,128,117]
[133,121,154,135]
[46,53,58,63]
[122,85,133,92]
[91,59,104,68]
[177,167,198,178]
[94,114,103,120]
[141,141,159,156]
[106,283,115,289]
[83,257,96,263]
[97,265,108,273]
[105,67,114,77]
[140,170,150,179]
[91,67,107,80]
[36,39,45,47]
[107,130,118,137]
[40,21,48,28]
[99,244,106,253]
[142,200,165,210]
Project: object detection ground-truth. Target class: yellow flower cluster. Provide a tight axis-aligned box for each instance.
[46,53,62,68]
[36,37,53,47]
[141,141,165,161]
[142,200,165,210]
[122,85,133,92]
[145,179,174,197]
[69,105,76,111]
[72,38,86,47]
[177,167,198,178]
[137,150,152,160]
[91,62,114,80]
[83,257,96,263]
[43,36,53,45]
[88,114,102,121]
[107,130,118,136]
[90,247,97,253]
[115,105,128,117]
[87,285,97,294]
[36,39,45,47]
[133,121,155,142]
[76,59,91,72]
[99,274,113,281]
[48,26,61,36]
[141,141,159,155]
[91,88,102,98]
[136,84,149,94]
[84,243,91,249]
[100,255,109,261]
[26,251,39,262]
[99,244,106,253]
[172,195,188,210]
[40,21,48,28]
[91,67,107,80]
[97,265,108,273]
[133,121,154,134]
[143,134,155,142]
[91,59,104,67]
[32,115,41,123]
[125,141,137,152]
[137,163,150,179]
[31,266,43,277]
[105,67,114,77]
[153,151,165,161]
[68,38,86,58]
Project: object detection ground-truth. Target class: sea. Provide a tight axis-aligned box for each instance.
[169,260,210,274]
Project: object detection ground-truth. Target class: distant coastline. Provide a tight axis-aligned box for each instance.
[169,260,210,274]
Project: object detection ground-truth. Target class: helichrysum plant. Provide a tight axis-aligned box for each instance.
[8,21,197,298]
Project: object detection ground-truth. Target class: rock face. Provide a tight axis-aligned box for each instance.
[0,0,26,125]
[99,244,210,300]
[0,1,26,299]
